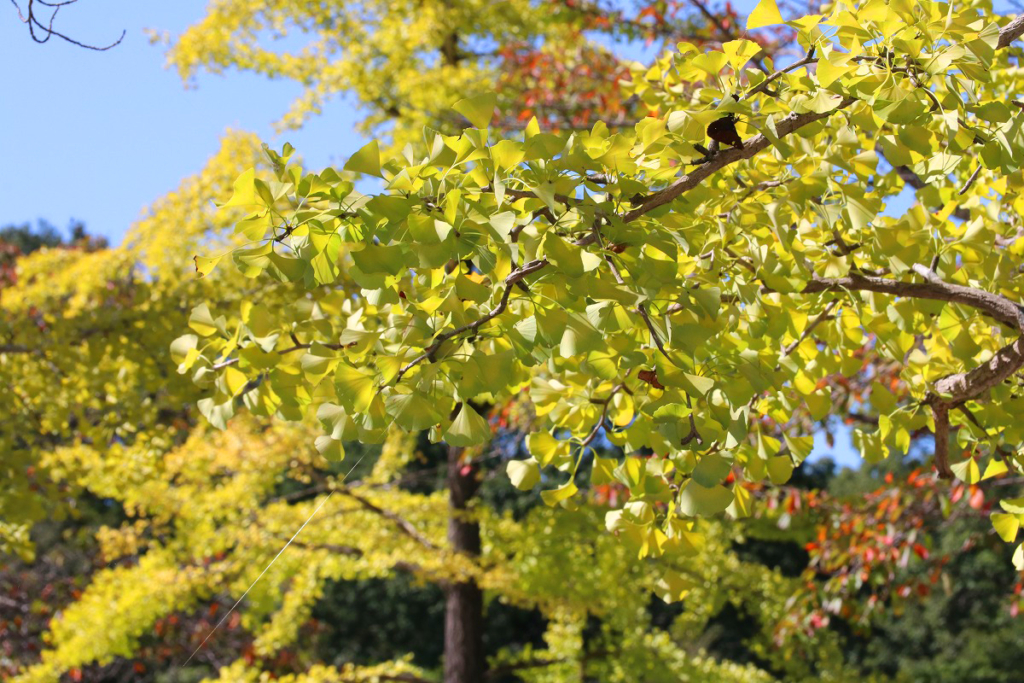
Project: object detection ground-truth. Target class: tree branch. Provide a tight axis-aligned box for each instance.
[803,268,1024,333]
[622,98,857,222]
[997,14,1024,49]
[337,486,440,551]
[802,266,1024,479]
[391,258,548,386]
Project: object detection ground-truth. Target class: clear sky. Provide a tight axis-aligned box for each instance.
[1,0,365,245]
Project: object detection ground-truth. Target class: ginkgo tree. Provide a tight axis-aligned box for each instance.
[182,0,1024,573]
[6,135,828,683]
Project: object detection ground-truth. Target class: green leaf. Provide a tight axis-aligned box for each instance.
[386,391,442,431]
[444,404,492,447]
[526,431,566,467]
[783,434,814,463]
[453,92,498,129]
[592,456,618,485]
[344,140,382,177]
[506,459,540,490]
[1000,497,1024,514]
[654,571,693,603]
[188,303,224,337]
[334,364,377,413]
[318,403,360,441]
[692,453,731,487]
[951,457,981,484]
[540,232,584,277]
[315,435,345,463]
[678,481,733,517]
[767,456,794,484]
[197,397,233,430]
[541,481,578,506]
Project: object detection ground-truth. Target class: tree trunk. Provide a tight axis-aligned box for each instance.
[444,444,485,683]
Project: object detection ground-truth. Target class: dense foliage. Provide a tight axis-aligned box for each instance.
[6,0,1024,682]
[184,0,1024,565]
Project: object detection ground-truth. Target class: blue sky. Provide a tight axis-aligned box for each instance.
[1,0,364,245]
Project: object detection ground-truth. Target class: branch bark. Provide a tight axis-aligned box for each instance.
[803,267,1024,478]
[998,14,1024,49]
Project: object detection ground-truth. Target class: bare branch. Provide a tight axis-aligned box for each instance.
[19,0,124,50]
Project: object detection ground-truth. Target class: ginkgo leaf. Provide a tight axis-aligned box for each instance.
[444,404,492,447]
[334,365,377,413]
[453,92,497,129]
[315,435,345,462]
[991,513,1021,543]
[194,254,223,278]
[747,0,783,29]
[219,167,257,208]
[386,391,441,431]
[506,459,540,490]
[692,453,731,487]
[541,481,578,506]
[678,482,733,517]
[344,140,382,177]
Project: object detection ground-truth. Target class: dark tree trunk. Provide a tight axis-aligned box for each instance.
[444,445,485,683]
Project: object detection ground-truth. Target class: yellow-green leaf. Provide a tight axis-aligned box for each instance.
[507,459,540,490]
[992,513,1020,543]
[344,140,382,177]
[747,0,783,29]
[453,92,497,129]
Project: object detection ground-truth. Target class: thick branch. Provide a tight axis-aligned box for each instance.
[803,268,1024,333]
[932,337,1024,404]
[998,14,1024,49]
[803,267,1024,478]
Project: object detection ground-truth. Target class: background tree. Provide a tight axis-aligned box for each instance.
[160,0,797,147]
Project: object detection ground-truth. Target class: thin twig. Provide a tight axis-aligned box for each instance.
[743,46,816,101]
[958,165,982,196]
[391,259,549,386]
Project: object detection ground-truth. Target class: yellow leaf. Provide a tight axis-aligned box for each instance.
[991,513,1020,543]
[453,92,497,129]
[194,253,223,278]
[748,0,784,29]
[220,167,257,208]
